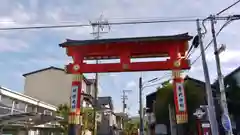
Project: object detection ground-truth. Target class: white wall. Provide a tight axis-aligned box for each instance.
[24,68,94,107]
[24,69,72,106]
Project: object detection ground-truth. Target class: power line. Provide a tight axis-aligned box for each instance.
[0,17,207,31]
[190,17,236,66]
[1,15,237,31]
[216,0,240,15]
[142,73,172,89]
[105,15,206,21]
[109,18,204,25]
[0,24,90,30]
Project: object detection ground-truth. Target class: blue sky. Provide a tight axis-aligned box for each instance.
[0,0,240,116]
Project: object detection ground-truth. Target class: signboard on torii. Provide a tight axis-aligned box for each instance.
[59,33,192,131]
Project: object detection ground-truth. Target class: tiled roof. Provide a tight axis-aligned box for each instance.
[59,33,193,47]
[22,66,94,84]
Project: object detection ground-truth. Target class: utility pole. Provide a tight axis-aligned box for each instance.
[139,77,144,135]
[196,19,219,135]
[90,15,110,135]
[121,89,131,133]
[210,15,232,135]
[168,104,174,135]
[121,90,132,113]
[138,76,159,135]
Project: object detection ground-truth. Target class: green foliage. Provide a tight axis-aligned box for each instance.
[124,120,138,135]
[224,75,240,115]
[155,83,173,123]
[56,104,70,134]
[155,80,206,134]
[183,80,205,132]
[56,104,95,134]
[82,107,94,131]
[123,118,147,135]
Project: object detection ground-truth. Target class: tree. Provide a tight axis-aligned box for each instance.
[154,79,206,134]
[223,75,240,115]
[222,74,240,133]
[123,120,138,135]
[56,104,70,135]
[123,117,148,135]
[81,107,94,133]
[56,104,94,135]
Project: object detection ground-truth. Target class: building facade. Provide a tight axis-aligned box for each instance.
[0,86,61,135]
[22,66,125,135]
[23,66,95,108]
[0,86,57,116]
[97,96,116,135]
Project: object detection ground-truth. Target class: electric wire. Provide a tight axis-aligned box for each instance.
[0,18,207,31]
[186,43,194,59]
[142,73,172,89]
[186,0,240,62]
[0,24,90,30]
[190,18,235,66]
[216,0,240,16]
[186,48,196,59]
[106,15,206,21]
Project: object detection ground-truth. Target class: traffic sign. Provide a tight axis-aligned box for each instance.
[221,113,232,132]
[193,108,205,119]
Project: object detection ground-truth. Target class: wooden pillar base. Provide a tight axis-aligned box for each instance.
[68,124,81,135]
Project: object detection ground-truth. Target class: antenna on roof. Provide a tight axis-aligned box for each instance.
[90,14,111,39]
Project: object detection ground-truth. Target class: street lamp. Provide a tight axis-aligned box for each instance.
[139,76,163,135]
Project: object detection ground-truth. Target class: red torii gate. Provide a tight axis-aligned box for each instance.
[59,33,192,135]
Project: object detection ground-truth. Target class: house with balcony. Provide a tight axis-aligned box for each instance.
[96,96,115,135]
[96,96,127,135]
[114,112,128,134]
[0,86,62,135]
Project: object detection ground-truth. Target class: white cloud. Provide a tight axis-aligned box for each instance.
[0,17,17,27]
[109,73,120,77]
[0,37,28,52]
[219,50,240,63]
[126,80,137,89]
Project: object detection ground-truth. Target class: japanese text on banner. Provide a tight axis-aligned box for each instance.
[71,86,78,112]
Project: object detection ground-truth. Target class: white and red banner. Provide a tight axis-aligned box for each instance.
[173,70,188,124]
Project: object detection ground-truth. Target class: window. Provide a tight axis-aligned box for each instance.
[1,96,13,107]
[14,101,26,111]
[90,85,95,97]
[44,110,53,116]
[14,101,20,109]
[27,104,34,112]
[86,102,90,107]
[86,85,91,95]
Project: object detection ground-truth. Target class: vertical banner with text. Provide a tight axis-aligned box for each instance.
[69,74,82,124]
[172,70,188,124]
[71,86,79,112]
